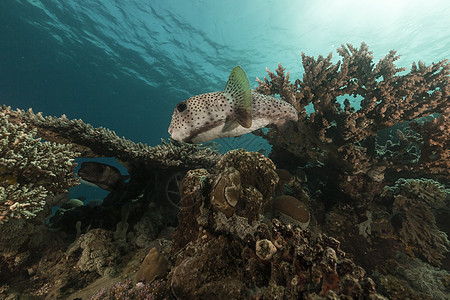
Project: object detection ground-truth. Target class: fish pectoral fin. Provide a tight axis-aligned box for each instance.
[222,118,240,133]
[224,66,252,128]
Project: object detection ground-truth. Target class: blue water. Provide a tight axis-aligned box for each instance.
[0,0,449,146]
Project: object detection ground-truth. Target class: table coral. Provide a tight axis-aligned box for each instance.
[255,42,449,199]
[1,105,221,172]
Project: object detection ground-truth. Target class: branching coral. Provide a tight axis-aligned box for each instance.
[255,43,449,198]
[409,108,450,175]
[0,112,79,224]
[1,105,221,172]
[381,178,449,265]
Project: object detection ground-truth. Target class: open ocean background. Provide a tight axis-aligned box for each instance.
[0,0,449,148]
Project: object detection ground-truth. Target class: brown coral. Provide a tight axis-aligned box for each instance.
[255,43,449,200]
[210,167,241,217]
[216,150,278,191]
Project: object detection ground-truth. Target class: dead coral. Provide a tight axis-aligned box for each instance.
[382,178,449,265]
[255,43,449,199]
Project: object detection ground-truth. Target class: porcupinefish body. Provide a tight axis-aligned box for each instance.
[168,66,298,143]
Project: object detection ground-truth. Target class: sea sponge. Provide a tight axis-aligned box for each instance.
[136,247,169,283]
[272,195,310,229]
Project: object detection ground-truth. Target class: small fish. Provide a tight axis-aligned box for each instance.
[78,162,128,192]
[168,66,298,143]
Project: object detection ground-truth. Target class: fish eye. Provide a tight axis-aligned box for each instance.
[176,102,187,113]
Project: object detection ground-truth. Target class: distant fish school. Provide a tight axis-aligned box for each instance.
[168,66,298,143]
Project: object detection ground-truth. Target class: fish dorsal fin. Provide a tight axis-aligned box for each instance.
[224,66,252,128]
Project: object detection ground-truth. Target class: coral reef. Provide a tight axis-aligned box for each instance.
[375,253,450,300]
[0,104,221,298]
[1,43,448,299]
[0,111,79,260]
[255,42,449,200]
[66,228,121,277]
[0,103,221,278]
[168,149,385,299]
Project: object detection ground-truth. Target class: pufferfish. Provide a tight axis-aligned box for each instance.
[168,66,298,143]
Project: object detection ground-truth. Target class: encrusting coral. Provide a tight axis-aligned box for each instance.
[255,42,449,199]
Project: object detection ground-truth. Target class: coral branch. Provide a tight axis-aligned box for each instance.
[0,105,221,172]
[255,43,449,199]
[0,112,78,224]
